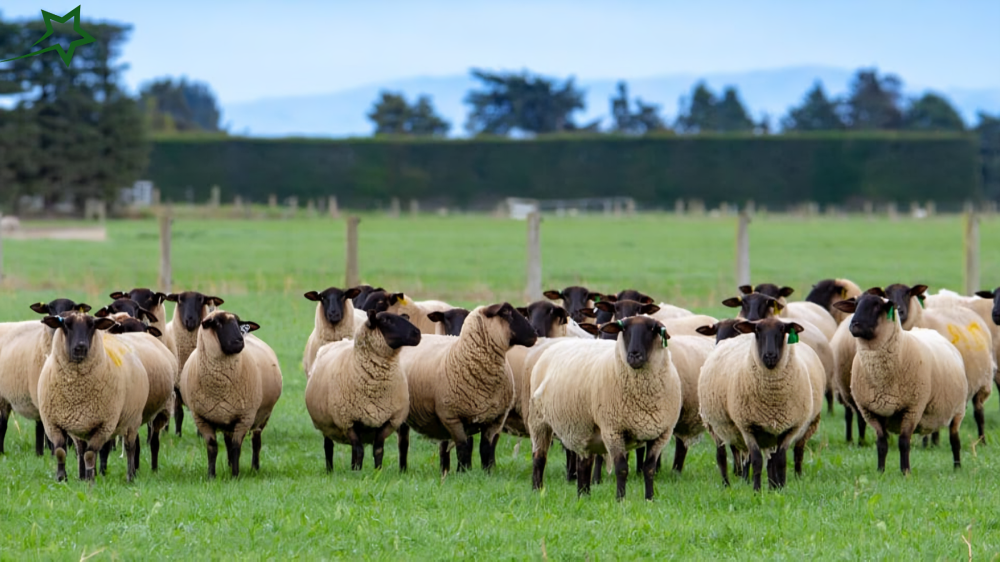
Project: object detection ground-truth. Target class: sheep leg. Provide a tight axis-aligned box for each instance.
[825,388,834,415]
[672,439,689,474]
[613,452,629,501]
[373,422,395,470]
[52,432,68,482]
[324,437,334,472]
[125,431,139,482]
[844,406,854,444]
[931,431,940,447]
[457,435,474,473]
[173,388,184,436]
[204,433,219,479]
[973,389,988,444]
[949,415,963,469]
[576,453,594,496]
[714,443,730,487]
[98,441,112,476]
[856,410,867,446]
[866,414,888,472]
[479,430,499,473]
[439,441,451,475]
[347,426,364,471]
[592,455,604,485]
[34,420,45,457]
[771,446,789,489]
[397,424,409,472]
[921,435,929,448]
[530,424,553,491]
[898,432,913,475]
[634,446,646,476]
[135,437,141,475]
[75,438,88,480]
[793,439,805,476]
[0,400,8,455]
[224,432,245,478]
[748,442,764,492]
[565,448,578,482]
[83,441,99,482]
[151,411,169,472]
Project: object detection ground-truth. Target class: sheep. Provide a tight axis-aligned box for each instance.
[37,312,149,482]
[301,287,363,378]
[697,318,825,481]
[832,291,967,474]
[741,283,838,340]
[305,310,421,471]
[884,283,994,442]
[428,308,471,336]
[180,311,283,478]
[397,303,537,475]
[351,284,381,309]
[360,291,453,334]
[103,311,177,472]
[165,291,224,436]
[723,291,836,412]
[595,299,716,339]
[932,287,1000,406]
[543,286,601,324]
[0,299,91,456]
[804,278,863,324]
[697,318,815,491]
[528,316,682,500]
[831,314,867,444]
[109,288,177,358]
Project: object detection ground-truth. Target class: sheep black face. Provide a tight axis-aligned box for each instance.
[304,287,362,327]
[41,312,116,363]
[351,285,381,309]
[111,288,167,314]
[367,310,421,349]
[359,290,399,314]
[516,301,568,338]
[428,308,471,336]
[96,299,158,323]
[805,279,847,311]
[167,292,224,332]
[615,289,654,304]
[30,298,90,317]
[201,312,259,356]
[742,283,794,300]
[599,316,668,369]
[108,317,163,336]
[734,317,803,370]
[596,299,660,322]
[484,302,537,348]
[722,293,784,321]
[543,286,601,324]
[835,291,893,341]
[695,318,743,343]
[975,288,1000,325]
[883,283,928,326]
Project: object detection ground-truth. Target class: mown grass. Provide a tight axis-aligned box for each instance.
[1,213,1000,560]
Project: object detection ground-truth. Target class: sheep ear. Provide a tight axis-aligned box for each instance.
[94,307,111,318]
[553,307,568,324]
[587,292,603,302]
[108,324,125,334]
[200,318,214,330]
[367,309,378,328]
[138,307,159,324]
[146,326,163,337]
[41,316,63,329]
[238,321,260,334]
[109,291,126,299]
[738,285,753,295]
[865,287,886,297]
[832,298,857,313]
[595,301,615,313]
[640,304,660,315]
[785,322,804,335]
[910,284,929,298]
[599,322,623,335]
[94,318,116,331]
[774,301,785,312]
[733,321,756,335]
[722,297,742,308]
[165,293,179,302]
[515,307,528,318]
[303,291,321,302]
[543,290,562,300]
[482,303,504,318]
[638,295,655,305]
[155,292,167,304]
[578,323,600,337]
[77,303,91,313]
[30,302,50,314]
[344,287,362,299]
[976,290,996,299]
[208,296,225,306]
[427,311,445,323]
[779,286,795,298]
[602,295,618,303]
[696,324,718,336]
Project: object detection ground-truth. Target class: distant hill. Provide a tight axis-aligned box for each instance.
[222,65,1000,137]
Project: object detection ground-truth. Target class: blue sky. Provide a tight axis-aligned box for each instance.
[1,0,998,105]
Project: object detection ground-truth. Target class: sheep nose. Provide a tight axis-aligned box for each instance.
[73,343,87,355]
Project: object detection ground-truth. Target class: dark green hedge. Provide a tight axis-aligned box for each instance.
[147,133,982,208]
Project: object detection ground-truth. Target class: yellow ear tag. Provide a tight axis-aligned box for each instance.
[773,302,779,316]
[397,297,408,306]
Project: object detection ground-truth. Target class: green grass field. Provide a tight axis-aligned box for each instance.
[1,214,1000,560]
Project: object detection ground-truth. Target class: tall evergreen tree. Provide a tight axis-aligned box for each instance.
[366,91,449,136]
[610,81,667,134]
[464,69,585,136]
[903,93,965,131]
[844,69,904,130]
[782,82,845,131]
[140,77,223,132]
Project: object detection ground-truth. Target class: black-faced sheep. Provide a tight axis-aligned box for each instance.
[359,291,453,334]
[543,286,601,325]
[109,288,177,358]
[302,287,363,378]
[833,291,967,474]
[740,283,838,340]
[165,291,224,436]
[804,278,863,325]
[180,311,282,478]
[428,308,471,336]
[305,310,421,471]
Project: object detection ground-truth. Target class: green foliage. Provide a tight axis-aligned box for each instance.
[844,69,904,130]
[782,81,845,131]
[676,82,756,133]
[903,93,966,131]
[979,112,1000,199]
[610,81,668,135]
[139,77,223,133]
[147,134,981,207]
[2,216,1000,558]
[464,69,587,135]
[367,91,450,137]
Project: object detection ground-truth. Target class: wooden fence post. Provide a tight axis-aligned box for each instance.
[0,211,4,283]
[346,216,360,288]
[159,207,172,293]
[965,211,980,296]
[526,211,542,301]
[736,210,751,287]
[329,196,340,219]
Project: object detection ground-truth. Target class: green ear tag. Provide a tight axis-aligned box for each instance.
[787,331,799,344]
[594,296,600,303]
[917,296,925,309]
[660,327,668,348]
[887,306,896,321]
[617,320,625,329]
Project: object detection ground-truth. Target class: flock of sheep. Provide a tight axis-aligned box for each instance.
[1,279,998,501]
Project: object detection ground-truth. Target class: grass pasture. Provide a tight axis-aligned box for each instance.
[1,213,1000,560]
